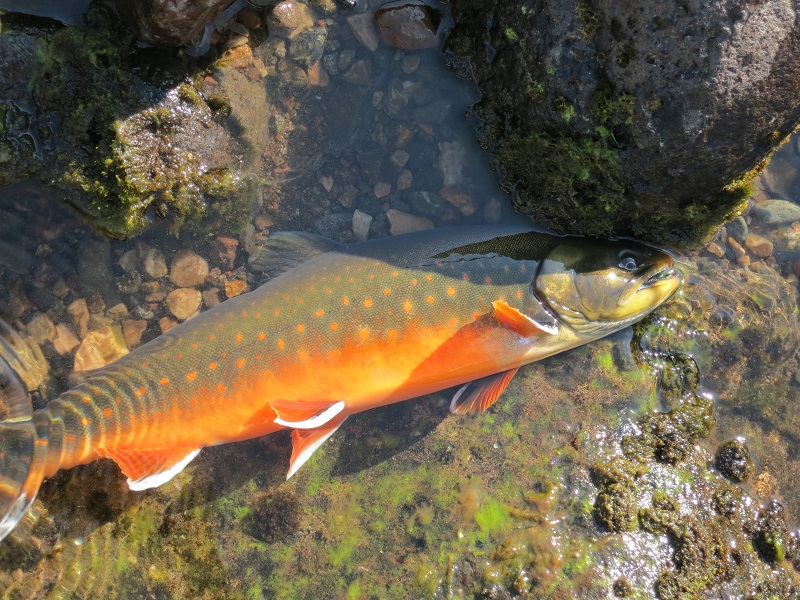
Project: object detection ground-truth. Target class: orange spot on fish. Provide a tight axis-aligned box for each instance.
[187,371,197,381]
[359,327,370,340]
[387,329,398,341]
[82,396,90,403]
[142,361,149,368]
[137,387,147,397]
[236,332,243,343]
[209,362,218,370]
[342,296,349,307]
[331,322,339,331]
[126,370,132,376]
[277,339,285,350]
[392,271,398,277]
[297,298,304,304]
[192,343,198,349]
[236,358,246,369]
[216,383,226,394]
[412,279,418,286]
[221,352,228,359]
[255,313,261,318]
[347,278,354,283]
[161,353,166,359]
[426,275,433,282]
[176,354,183,360]
[404,300,413,312]
[325,288,332,293]
[209,334,215,341]
[115,397,122,404]
[447,287,456,297]
[473,311,480,320]
[463,273,469,281]
[369,274,375,279]
[426,296,435,305]
[315,309,325,317]
[274,309,280,316]
[258,332,267,341]
[298,349,310,361]
[364,298,373,308]
[81,418,90,426]
[516,290,524,299]
[160,377,169,386]
[383,288,392,296]
[296,324,305,333]
[103,408,112,418]
[255,354,263,360]
[448,317,459,328]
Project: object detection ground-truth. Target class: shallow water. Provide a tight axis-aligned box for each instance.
[0,1,799,598]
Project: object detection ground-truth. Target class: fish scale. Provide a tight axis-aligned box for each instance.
[0,224,682,541]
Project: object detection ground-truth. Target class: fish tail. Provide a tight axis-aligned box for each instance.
[0,316,49,542]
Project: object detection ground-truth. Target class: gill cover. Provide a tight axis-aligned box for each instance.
[533,238,681,334]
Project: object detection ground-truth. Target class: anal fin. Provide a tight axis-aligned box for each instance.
[288,415,347,479]
[96,446,201,491]
[450,368,520,415]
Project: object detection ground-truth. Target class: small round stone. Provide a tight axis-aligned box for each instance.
[715,439,755,482]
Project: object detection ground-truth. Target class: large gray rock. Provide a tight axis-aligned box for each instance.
[448,0,800,245]
[114,0,232,47]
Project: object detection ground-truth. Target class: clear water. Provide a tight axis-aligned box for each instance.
[0,1,799,598]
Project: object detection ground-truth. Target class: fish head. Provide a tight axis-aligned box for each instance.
[531,237,682,337]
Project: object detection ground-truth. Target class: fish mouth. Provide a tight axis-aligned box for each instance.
[640,267,683,292]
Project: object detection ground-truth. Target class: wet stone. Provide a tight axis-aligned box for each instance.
[751,199,800,225]
[386,208,433,235]
[213,236,239,270]
[116,271,143,295]
[122,319,147,348]
[390,149,410,169]
[397,169,413,190]
[705,242,725,258]
[401,53,421,73]
[342,58,372,86]
[725,216,748,242]
[169,249,210,288]
[267,0,315,39]
[238,8,263,29]
[374,1,440,50]
[86,294,105,314]
[73,326,129,372]
[750,501,794,565]
[440,185,477,216]
[67,298,90,339]
[27,314,56,346]
[409,191,444,218]
[52,324,80,356]
[314,212,351,237]
[202,288,222,309]
[139,244,168,279]
[159,317,178,334]
[715,439,755,482]
[118,249,140,273]
[346,11,379,52]
[166,288,202,321]
[374,182,392,198]
[744,232,773,258]
[288,26,328,66]
[352,209,373,242]
[106,303,129,322]
[338,184,359,209]
[225,279,247,298]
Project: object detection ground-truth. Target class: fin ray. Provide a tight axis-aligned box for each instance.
[288,415,347,479]
[96,446,201,490]
[492,300,558,337]
[450,368,520,414]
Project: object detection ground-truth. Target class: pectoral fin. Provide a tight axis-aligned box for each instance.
[96,446,201,491]
[492,300,558,337]
[287,415,348,479]
[450,368,520,415]
[272,400,345,429]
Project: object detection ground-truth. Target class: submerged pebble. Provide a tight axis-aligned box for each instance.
[715,439,755,482]
[374,1,440,50]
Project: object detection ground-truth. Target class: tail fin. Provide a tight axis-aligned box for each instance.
[0,317,49,542]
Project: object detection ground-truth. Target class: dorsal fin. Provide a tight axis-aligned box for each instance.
[248,232,342,279]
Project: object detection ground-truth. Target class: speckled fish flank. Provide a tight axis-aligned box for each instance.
[0,224,682,540]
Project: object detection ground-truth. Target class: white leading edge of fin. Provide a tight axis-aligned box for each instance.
[286,418,347,480]
[127,449,201,491]
[275,400,345,429]
[529,315,559,335]
[450,383,471,413]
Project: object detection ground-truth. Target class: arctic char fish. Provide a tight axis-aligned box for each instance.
[0,224,682,541]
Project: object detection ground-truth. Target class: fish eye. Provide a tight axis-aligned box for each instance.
[618,253,638,271]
